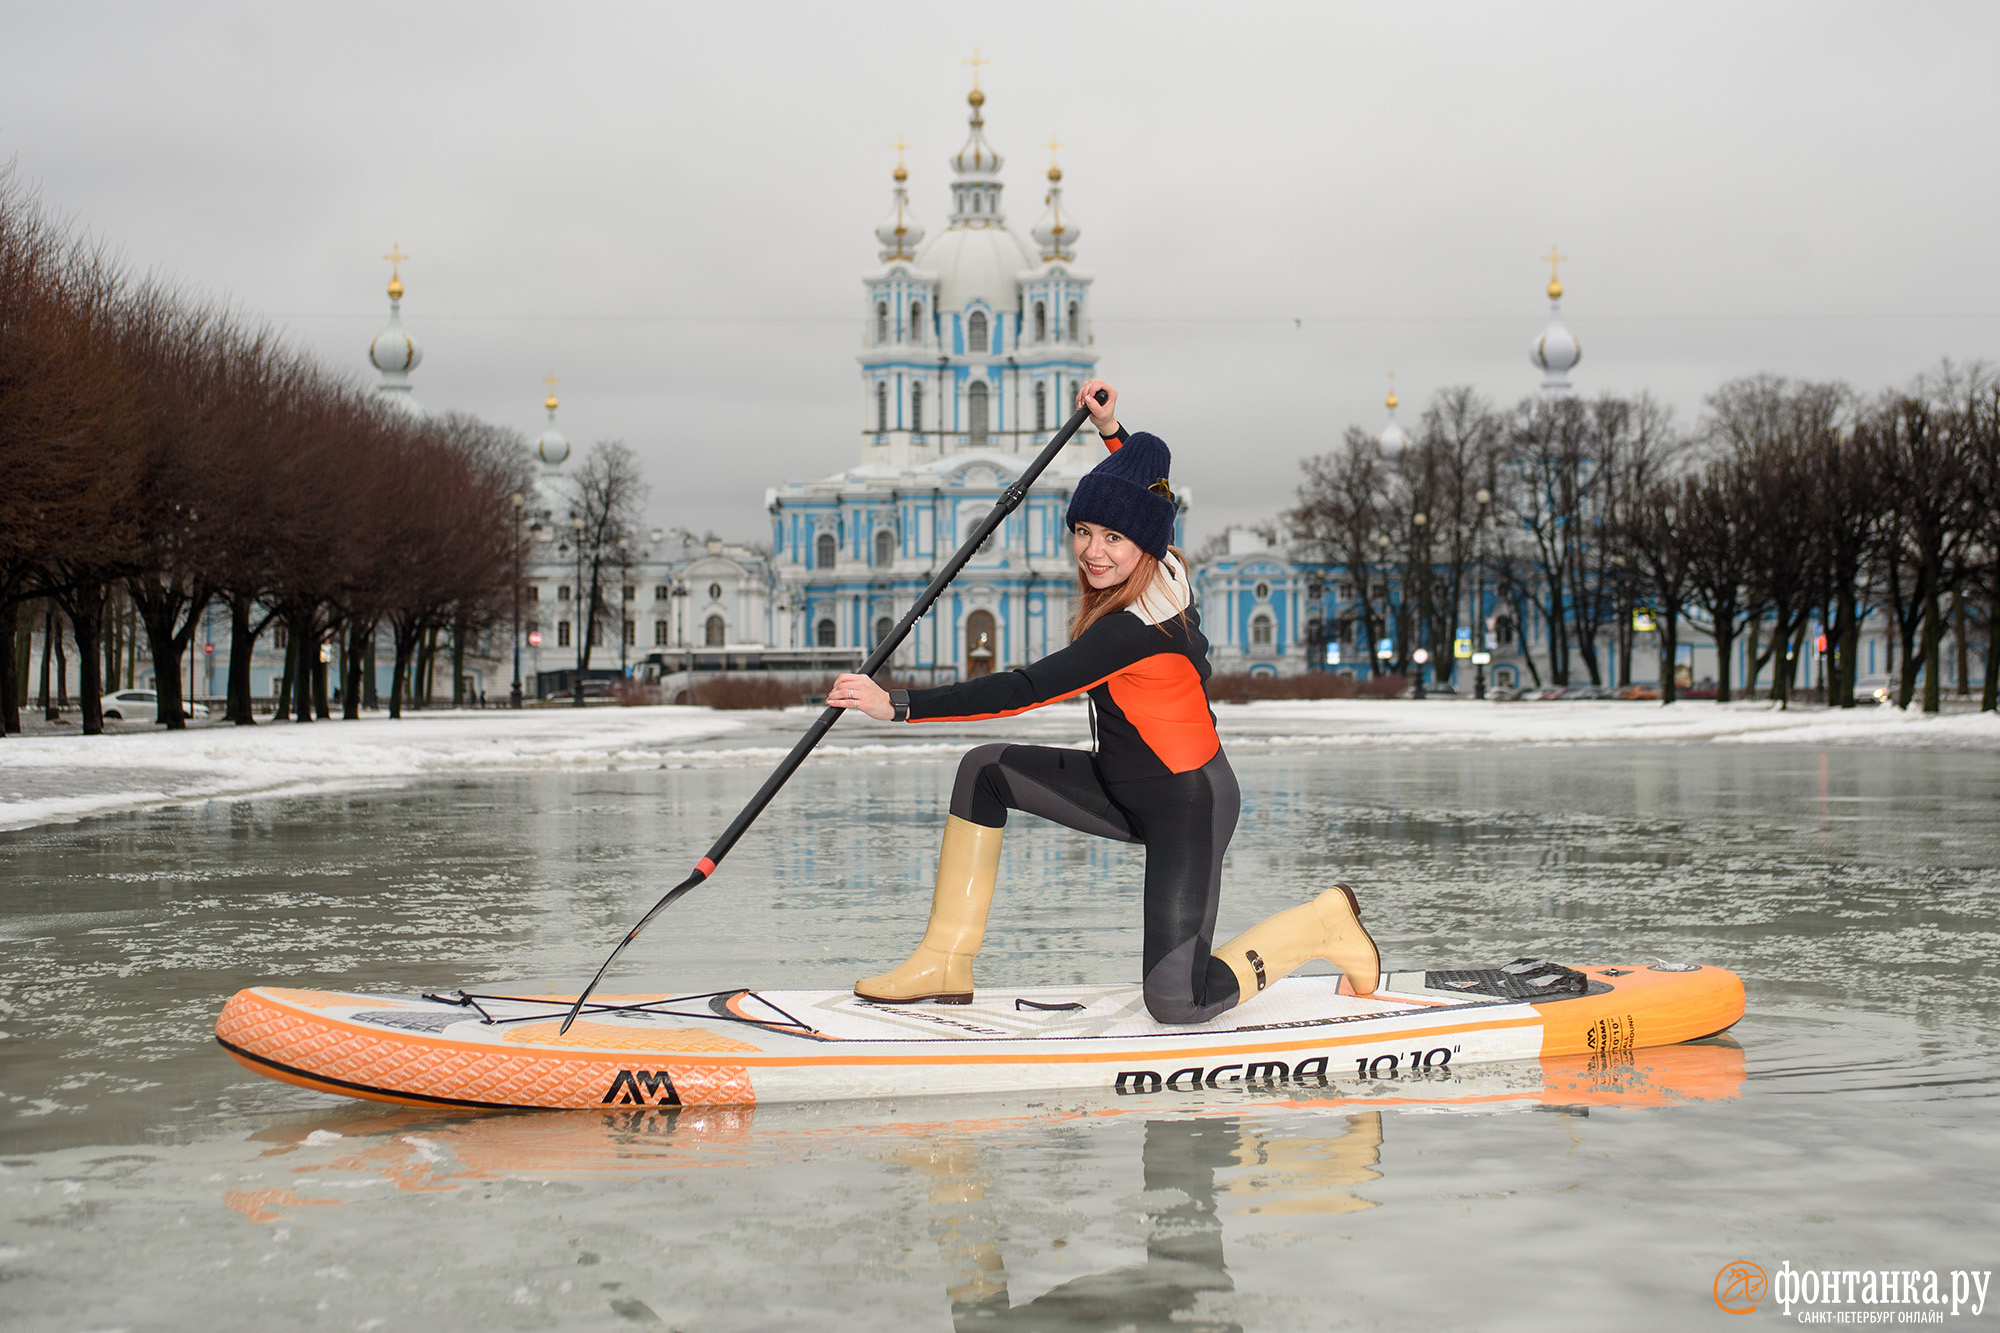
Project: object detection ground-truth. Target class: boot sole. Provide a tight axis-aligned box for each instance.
[853,992,973,1005]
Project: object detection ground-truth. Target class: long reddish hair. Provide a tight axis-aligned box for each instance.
[1068,544,1188,641]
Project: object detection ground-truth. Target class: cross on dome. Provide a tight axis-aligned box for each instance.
[536,373,570,468]
[1542,243,1567,300]
[948,57,1004,224]
[382,243,409,300]
[1530,246,1580,394]
[876,141,926,260]
[367,244,424,414]
[1378,371,1409,457]
[1031,130,1079,260]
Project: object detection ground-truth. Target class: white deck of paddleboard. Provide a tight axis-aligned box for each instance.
[326,973,1516,1050]
[764,975,1477,1043]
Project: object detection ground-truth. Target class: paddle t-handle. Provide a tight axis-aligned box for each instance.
[558,388,1110,1033]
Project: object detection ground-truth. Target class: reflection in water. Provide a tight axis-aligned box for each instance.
[216,1045,1742,1325]
[235,1043,1745,1209]
[915,1114,1381,1332]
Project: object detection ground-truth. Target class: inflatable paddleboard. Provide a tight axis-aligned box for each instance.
[216,958,1742,1111]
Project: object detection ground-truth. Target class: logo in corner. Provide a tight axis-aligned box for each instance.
[1715,1261,1767,1314]
[603,1069,680,1106]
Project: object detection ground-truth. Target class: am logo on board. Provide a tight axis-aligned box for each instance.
[603,1069,681,1105]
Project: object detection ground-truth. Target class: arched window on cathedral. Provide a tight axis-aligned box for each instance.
[1067,301,1079,341]
[816,618,836,647]
[875,301,888,344]
[967,381,990,444]
[967,310,987,354]
[705,614,726,647]
[1034,381,1047,432]
[816,532,837,570]
[911,382,924,432]
[910,301,924,342]
[1033,301,1046,343]
[873,529,894,568]
[875,381,888,433]
[874,616,892,648]
[1251,614,1274,649]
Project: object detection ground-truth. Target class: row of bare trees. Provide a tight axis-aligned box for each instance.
[1288,369,1999,711]
[1,167,533,736]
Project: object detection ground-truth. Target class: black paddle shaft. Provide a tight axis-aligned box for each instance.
[559,392,1108,1032]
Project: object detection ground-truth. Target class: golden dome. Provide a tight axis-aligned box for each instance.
[1048,165,1062,182]
[968,87,985,108]
[893,165,907,182]
[1547,278,1563,300]
[545,394,559,411]
[1386,390,1399,410]
[381,243,409,303]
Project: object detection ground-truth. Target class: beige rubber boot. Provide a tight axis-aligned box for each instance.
[1213,883,1380,1000]
[855,816,1004,1005]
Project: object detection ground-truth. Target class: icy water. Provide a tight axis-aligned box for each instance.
[1,732,1996,1331]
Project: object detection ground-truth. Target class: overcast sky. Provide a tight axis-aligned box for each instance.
[7,2,1997,543]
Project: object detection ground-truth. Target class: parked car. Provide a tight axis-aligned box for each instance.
[1560,684,1615,700]
[100,689,209,721]
[1616,684,1661,701]
[1853,673,1898,705]
[1530,686,1568,701]
[1484,686,1524,702]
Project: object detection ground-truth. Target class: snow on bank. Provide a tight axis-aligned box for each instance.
[2,698,1992,833]
[1214,697,2000,750]
[0,708,745,832]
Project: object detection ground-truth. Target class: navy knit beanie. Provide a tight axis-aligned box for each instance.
[1065,432,1176,559]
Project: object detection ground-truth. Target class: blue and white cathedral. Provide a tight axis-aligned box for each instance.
[765,79,1182,680]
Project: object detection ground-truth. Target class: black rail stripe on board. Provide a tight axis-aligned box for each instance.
[215,1036,550,1111]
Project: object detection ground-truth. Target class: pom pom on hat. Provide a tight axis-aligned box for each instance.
[1065,431,1176,558]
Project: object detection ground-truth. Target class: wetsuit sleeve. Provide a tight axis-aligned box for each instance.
[904,615,1161,723]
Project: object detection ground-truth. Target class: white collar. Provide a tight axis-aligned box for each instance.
[1127,551,1191,626]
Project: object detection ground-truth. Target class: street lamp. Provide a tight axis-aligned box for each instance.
[1411,511,1428,699]
[509,493,526,709]
[571,514,587,708]
[1473,486,1491,700]
[616,536,632,673]
[1373,532,1392,679]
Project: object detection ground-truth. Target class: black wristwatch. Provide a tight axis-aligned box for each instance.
[889,688,911,723]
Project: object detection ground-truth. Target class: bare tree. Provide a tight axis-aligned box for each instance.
[1622,475,1699,703]
[1409,386,1504,684]
[1974,393,2000,713]
[569,441,648,671]
[1681,457,1757,703]
[1876,377,1979,711]
[1289,428,1391,677]
[1503,396,1593,684]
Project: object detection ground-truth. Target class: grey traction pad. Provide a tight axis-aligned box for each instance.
[1422,958,1591,1001]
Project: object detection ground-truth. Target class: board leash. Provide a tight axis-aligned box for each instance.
[559,391,1111,1034]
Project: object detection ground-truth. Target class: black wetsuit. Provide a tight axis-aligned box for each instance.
[890,575,1242,1024]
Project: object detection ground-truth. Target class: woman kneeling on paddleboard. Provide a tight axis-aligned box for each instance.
[827,381,1378,1024]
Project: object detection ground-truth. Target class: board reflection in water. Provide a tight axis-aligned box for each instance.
[227,1042,1742,1325]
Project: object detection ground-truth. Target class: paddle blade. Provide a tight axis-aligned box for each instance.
[560,868,705,1033]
